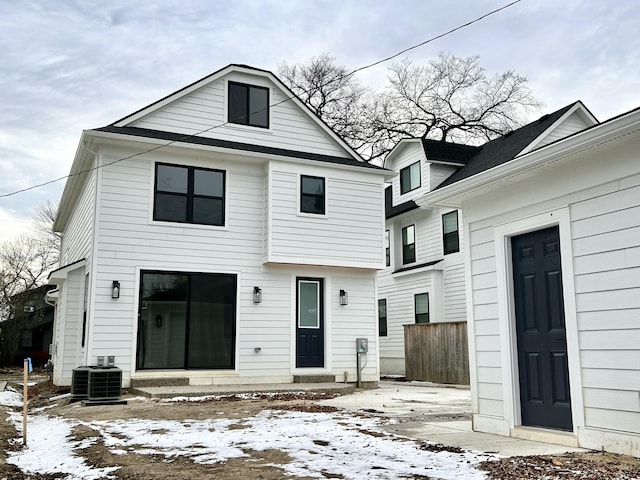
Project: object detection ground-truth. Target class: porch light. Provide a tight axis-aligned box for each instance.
[253,286,262,304]
[339,289,348,306]
[111,281,120,299]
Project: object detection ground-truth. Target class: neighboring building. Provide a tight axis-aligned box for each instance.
[377,139,473,374]
[420,101,640,456]
[48,64,389,388]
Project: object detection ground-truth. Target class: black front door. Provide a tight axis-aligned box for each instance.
[296,277,324,368]
[511,226,572,431]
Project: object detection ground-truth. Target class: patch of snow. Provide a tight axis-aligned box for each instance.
[0,389,23,407]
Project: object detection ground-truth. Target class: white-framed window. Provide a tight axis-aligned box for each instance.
[414,293,429,324]
[443,210,460,254]
[300,175,326,215]
[385,230,390,267]
[400,161,421,194]
[378,298,388,336]
[402,224,416,264]
[228,81,269,128]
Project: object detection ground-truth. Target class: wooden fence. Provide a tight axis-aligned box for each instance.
[404,321,470,385]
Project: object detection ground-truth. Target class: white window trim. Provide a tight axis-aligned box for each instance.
[297,174,329,218]
[493,208,584,433]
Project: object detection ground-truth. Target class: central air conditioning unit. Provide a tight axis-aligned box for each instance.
[71,367,91,400]
[87,367,122,401]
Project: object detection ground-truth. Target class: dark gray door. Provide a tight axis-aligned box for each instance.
[511,226,572,431]
[296,278,324,368]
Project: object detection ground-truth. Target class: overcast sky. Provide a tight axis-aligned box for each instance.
[1,0,638,242]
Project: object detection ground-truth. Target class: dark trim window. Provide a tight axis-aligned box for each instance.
[228,81,269,128]
[378,299,388,337]
[154,164,225,226]
[385,230,390,267]
[415,293,429,324]
[402,225,416,264]
[443,210,460,254]
[400,161,421,195]
[300,175,325,215]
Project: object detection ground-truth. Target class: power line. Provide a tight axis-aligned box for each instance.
[0,0,521,199]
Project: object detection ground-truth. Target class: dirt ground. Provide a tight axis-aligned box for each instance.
[1,379,639,479]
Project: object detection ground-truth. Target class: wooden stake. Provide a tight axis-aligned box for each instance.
[23,359,28,445]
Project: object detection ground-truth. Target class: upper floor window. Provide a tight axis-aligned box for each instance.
[154,163,225,226]
[443,210,460,254]
[228,81,269,128]
[402,225,415,264]
[415,293,429,324]
[378,299,388,337]
[400,161,421,195]
[385,230,390,267]
[300,175,325,215]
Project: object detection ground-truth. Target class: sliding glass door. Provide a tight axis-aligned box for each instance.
[136,271,236,370]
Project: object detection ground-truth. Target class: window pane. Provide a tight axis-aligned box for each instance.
[188,274,236,368]
[138,273,188,369]
[194,169,224,197]
[157,165,187,193]
[302,176,324,195]
[155,193,187,222]
[299,281,319,327]
[193,197,224,225]
[415,293,429,324]
[410,162,421,190]
[249,86,268,127]
[378,299,387,337]
[443,211,458,234]
[228,83,247,124]
[400,162,420,194]
[402,225,414,245]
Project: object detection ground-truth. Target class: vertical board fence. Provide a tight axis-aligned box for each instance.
[404,321,470,384]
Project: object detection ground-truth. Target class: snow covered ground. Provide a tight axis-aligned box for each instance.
[0,389,495,479]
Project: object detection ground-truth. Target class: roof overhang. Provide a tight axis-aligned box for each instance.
[47,259,85,285]
[418,106,640,209]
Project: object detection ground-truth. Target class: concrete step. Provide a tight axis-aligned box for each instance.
[293,374,336,384]
[130,377,189,388]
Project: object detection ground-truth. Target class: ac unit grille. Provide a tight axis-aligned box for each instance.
[87,367,122,401]
[71,367,91,399]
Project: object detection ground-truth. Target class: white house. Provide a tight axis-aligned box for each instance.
[47,64,389,389]
[377,139,472,375]
[420,101,640,456]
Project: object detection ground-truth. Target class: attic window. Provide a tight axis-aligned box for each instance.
[228,81,269,128]
[400,162,421,195]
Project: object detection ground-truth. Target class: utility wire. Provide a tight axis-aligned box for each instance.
[1,0,521,199]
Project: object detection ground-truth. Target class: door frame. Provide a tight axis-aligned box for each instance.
[494,208,584,433]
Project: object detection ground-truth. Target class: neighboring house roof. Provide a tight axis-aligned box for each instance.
[420,104,640,208]
[385,185,419,219]
[436,102,584,189]
[421,139,480,166]
[94,125,384,170]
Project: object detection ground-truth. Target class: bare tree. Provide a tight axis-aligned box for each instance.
[0,203,59,365]
[278,54,374,155]
[279,53,542,163]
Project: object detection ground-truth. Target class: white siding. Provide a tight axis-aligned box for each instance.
[268,163,384,269]
[130,71,348,159]
[53,268,85,385]
[537,111,593,148]
[430,164,458,190]
[389,143,428,205]
[60,169,96,265]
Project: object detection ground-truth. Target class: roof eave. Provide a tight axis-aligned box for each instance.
[419,107,640,209]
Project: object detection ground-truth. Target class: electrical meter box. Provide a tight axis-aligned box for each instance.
[356,337,368,353]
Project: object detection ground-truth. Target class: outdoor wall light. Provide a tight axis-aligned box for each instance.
[339,289,348,306]
[253,286,262,304]
[111,281,120,299]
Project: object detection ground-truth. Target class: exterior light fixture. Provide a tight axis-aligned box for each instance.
[111,281,120,299]
[253,286,262,304]
[339,289,348,306]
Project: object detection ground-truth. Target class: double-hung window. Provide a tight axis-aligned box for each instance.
[154,164,225,226]
[400,161,421,194]
[415,293,429,324]
[402,225,416,264]
[443,210,460,254]
[378,299,388,336]
[228,81,269,128]
[300,175,325,215]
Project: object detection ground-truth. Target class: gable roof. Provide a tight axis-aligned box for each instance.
[421,139,480,166]
[436,102,583,189]
[111,63,364,163]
